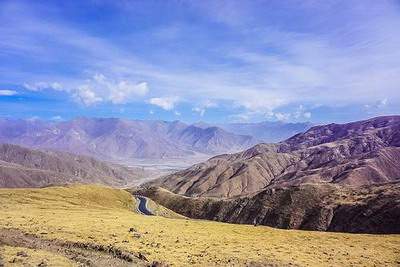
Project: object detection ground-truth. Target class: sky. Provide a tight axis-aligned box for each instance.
[0,0,400,124]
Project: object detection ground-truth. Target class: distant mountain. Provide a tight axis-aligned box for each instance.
[219,121,313,142]
[0,118,258,160]
[151,116,400,197]
[0,143,148,188]
[168,125,257,154]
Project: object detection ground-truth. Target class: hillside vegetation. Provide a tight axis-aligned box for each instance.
[0,185,399,266]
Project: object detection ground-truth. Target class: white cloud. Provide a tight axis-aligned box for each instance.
[73,85,103,106]
[23,76,144,106]
[235,89,288,114]
[71,74,149,106]
[109,81,148,104]
[149,97,179,111]
[264,105,312,122]
[0,89,18,96]
[24,82,63,91]
[192,107,205,116]
[293,105,311,119]
[274,112,291,122]
[192,100,217,116]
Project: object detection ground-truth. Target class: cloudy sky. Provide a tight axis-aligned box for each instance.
[1,0,399,123]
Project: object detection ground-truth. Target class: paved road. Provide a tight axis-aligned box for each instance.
[135,196,153,216]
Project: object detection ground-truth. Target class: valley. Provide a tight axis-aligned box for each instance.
[119,154,213,181]
[0,185,399,266]
[152,116,400,198]
[0,116,400,266]
[2,1,400,265]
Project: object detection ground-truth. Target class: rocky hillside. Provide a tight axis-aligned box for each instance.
[137,182,400,234]
[0,143,148,188]
[151,116,400,197]
[0,118,258,160]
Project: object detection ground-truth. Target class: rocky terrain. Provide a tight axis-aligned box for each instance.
[140,116,400,233]
[152,116,400,197]
[0,118,258,161]
[0,143,148,188]
[137,181,400,234]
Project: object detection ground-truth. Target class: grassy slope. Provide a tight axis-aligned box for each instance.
[0,185,399,266]
[0,245,75,266]
[144,197,186,219]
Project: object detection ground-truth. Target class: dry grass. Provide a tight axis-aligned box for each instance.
[0,245,75,266]
[145,197,186,219]
[0,185,399,266]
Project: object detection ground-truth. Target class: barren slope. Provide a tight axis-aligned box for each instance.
[0,143,147,188]
[137,182,400,234]
[152,116,400,197]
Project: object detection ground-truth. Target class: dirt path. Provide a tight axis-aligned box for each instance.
[0,228,148,266]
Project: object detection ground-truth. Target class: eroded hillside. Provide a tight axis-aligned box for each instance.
[137,182,400,233]
[0,143,148,188]
[152,116,400,197]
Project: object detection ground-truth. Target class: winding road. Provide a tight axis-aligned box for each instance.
[135,195,153,216]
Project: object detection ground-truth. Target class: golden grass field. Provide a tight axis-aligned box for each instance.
[0,245,75,266]
[0,185,399,266]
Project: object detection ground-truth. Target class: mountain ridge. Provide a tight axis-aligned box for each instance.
[0,143,148,188]
[137,181,400,233]
[0,117,259,161]
[150,115,400,197]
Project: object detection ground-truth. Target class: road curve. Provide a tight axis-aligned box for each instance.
[135,195,153,216]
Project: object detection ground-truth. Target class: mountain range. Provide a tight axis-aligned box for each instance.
[152,115,400,197]
[141,115,400,233]
[0,118,259,161]
[0,143,148,188]
[0,115,399,233]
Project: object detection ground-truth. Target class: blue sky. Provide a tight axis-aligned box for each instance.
[1,0,399,124]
